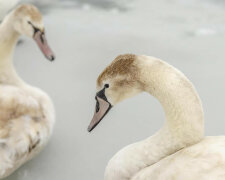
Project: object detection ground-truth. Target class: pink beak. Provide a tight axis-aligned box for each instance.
[88,96,112,132]
[33,31,55,61]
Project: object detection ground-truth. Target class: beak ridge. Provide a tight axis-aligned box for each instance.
[33,31,55,61]
[88,97,112,132]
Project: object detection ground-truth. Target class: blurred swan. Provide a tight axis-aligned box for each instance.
[0,0,19,21]
[0,4,55,178]
[88,54,225,180]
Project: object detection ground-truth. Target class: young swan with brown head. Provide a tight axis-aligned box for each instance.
[88,54,225,180]
[0,4,55,178]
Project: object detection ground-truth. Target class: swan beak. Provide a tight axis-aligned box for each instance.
[88,96,112,132]
[33,31,55,61]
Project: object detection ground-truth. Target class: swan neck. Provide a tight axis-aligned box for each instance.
[0,15,23,85]
[104,56,205,180]
[135,56,205,171]
[141,58,205,146]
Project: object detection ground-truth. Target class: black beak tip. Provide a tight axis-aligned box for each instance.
[46,55,55,61]
[49,55,55,61]
[87,126,92,132]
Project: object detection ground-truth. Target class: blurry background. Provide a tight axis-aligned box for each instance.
[1,0,225,179]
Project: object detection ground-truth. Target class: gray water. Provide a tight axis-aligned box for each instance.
[23,0,131,12]
[3,0,225,179]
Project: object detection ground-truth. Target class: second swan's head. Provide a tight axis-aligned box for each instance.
[8,4,55,61]
[88,54,143,132]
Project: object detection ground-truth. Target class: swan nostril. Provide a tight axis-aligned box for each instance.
[96,100,100,113]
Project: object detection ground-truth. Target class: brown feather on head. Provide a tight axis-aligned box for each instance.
[97,54,138,87]
[14,4,42,22]
[11,4,55,61]
[88,54,142,132]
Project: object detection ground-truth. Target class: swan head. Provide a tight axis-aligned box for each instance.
[88,54,142,132]
[11,4,55,61]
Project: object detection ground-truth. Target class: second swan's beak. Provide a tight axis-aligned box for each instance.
[33,31,55,61]
[88,96,112,132]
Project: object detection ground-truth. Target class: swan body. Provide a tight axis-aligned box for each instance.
[0,4,55,178]
[132,136,225,180]
[88,54,225,180]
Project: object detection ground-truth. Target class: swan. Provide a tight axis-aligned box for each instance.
[0,4,55,178]
[88,54,225,180]
[0,0,20,21]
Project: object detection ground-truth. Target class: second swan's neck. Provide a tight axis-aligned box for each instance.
[140,55,204,165]
[142,55,204,144]
[105,55,204,180]
[0,15,23,85]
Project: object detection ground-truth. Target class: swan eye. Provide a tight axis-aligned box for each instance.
[27,21,31,24]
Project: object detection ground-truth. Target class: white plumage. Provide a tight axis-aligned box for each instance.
[90,54,225,180]
[0,4,55,178]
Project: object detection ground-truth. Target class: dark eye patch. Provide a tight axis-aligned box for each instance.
[96,89,106,101]
[27,21,41,36]
[95,84,110,106]
[96,85,108,101]
[94,84,112,114]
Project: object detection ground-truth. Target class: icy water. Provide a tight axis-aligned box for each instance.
[3,0,225,179]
